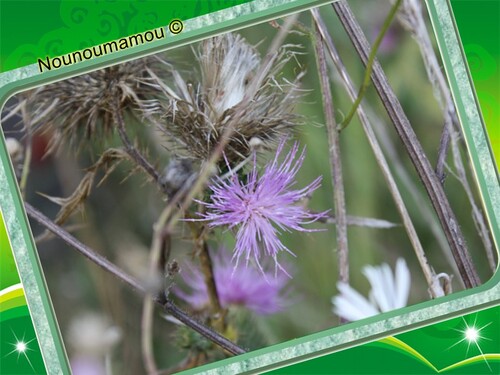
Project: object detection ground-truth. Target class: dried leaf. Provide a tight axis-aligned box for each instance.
[40,148,129,226]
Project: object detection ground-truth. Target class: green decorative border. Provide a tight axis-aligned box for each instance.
[0,0,254,73]
[0,0,498,374]
[0,210,47,374]
[0,135,70,373]
[266,305,500,373]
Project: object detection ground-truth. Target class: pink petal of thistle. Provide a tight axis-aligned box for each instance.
[173,249,291,315]
[196,139,326,276]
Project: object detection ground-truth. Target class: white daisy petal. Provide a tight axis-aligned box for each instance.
[363,264,391,312]
[381,263,397,311]
[332,282,379,321]
[394,258,411,308]
[333,258,411,321]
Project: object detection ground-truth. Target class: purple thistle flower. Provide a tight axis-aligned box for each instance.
[173,250,290,315]
[197,140,326,276]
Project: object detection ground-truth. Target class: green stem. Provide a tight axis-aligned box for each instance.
[340,0,402,130]
[197,236,226,330]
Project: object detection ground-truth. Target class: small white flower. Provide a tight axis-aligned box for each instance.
[67,312,122,356]
[5,138,23,162]
[332,258,411,322]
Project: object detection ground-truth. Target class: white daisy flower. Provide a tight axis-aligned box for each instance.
[332,258,411,322]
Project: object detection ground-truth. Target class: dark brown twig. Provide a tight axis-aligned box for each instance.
[113,101,160,184]
[395,0,457,185]
[312,9,443,297]
[313,27,349,284]
[26,202,145,292]
[332,1,480,288]
[448,127,497,272]
[25,202,246,356]
[395,0,495,273]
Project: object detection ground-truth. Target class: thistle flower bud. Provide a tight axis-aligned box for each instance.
[154,33,304,167]
[159,158,198,198]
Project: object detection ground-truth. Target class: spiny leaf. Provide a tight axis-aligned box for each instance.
[40,148,129,226]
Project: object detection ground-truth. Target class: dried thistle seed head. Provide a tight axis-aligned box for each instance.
[200,33,260,115]
[159,157,198,198]
[155,32,304,167]
[23,55,170,153]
